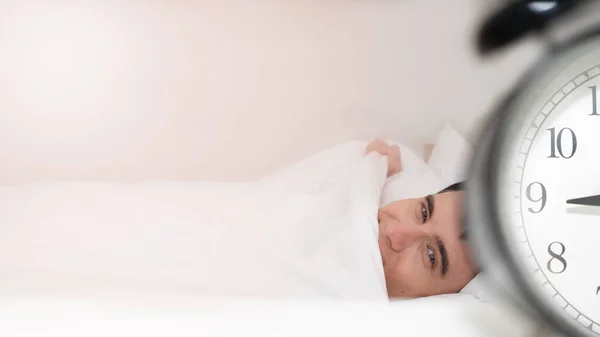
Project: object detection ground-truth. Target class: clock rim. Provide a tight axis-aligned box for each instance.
[466,25,600,337]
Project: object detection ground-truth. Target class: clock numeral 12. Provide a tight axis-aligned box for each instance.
[547,127,577,159]
[547,241,567,274]
[590,85,599,115]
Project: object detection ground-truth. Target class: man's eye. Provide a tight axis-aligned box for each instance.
[421,204,429,223]
[427,247,436,267]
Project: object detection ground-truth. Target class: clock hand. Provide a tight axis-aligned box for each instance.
[566,194,600,206]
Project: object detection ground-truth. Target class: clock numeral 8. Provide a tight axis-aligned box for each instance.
[547,127,577,159]
[526,182,547,213]
[547,241,567,274]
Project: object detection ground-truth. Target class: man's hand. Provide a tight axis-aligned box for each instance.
[365,139,402,177]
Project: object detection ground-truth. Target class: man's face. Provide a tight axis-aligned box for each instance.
[377,191,477,298]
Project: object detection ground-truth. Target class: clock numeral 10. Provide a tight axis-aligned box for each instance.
[526,182,547,213]
[547,127,577,159]
[590,85,599,116]
[547,241,567,274]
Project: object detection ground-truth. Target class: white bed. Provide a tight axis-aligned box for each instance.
[0,124,537,337]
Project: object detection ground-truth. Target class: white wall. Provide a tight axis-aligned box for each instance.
[0,0,543,184]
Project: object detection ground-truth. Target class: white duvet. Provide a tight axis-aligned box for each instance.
[0,140,389,300]
[0,140,541,337]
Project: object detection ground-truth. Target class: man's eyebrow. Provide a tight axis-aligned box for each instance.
[436,236,449,277]
[426,194,434,218]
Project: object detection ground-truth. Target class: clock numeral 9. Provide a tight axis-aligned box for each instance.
[526,182,547,213]
[547,241,567,274]
[547,127,577,159]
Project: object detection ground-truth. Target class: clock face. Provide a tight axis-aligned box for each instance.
[493,33,600,336]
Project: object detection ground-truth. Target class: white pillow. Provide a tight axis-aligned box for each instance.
[459,272,500,303]
[379,142,449,207]
[379,166,449,207]
[427,122,473,184]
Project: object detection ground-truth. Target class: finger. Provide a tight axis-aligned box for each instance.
[388,145,400,158]
[366,139,389,155]
[387,145,402,175]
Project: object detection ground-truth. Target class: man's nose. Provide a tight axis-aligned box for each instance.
[384,224,429,253]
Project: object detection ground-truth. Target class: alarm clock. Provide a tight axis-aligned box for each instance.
[465,1,600,337]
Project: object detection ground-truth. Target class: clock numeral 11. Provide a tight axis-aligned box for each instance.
[547,127,577,159]
[590,85,599,115]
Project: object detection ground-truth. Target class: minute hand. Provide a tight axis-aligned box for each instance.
[566,195,600,206]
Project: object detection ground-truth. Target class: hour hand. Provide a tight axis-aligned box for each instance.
[566,195,600,207]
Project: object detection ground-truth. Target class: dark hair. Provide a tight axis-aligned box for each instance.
[437,181,481,274]
[437,181,464,194]
[437,181,468,240]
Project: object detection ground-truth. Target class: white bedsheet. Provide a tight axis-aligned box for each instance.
[0,140,388,300]
[0,294,537,337]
